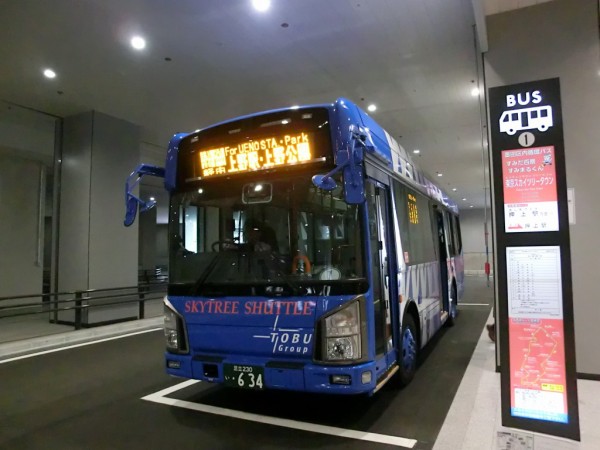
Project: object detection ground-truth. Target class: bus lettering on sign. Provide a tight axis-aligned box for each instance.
[197,132,314,179]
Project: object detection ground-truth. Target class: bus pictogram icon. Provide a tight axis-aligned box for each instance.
[500,105,553,135]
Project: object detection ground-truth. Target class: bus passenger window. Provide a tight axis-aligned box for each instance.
[511,113,518,121]
[540,109,548,117]
[531,110,538,119]
[502,115,510,122]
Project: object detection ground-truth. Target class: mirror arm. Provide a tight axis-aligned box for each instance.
[312,124,374,192]
[311,162,349,191]
[123,164,166,226]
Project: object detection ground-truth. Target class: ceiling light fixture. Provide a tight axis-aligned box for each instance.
[452,188,457,192]
[413,149,420,154]
[437,172,443,177]
[252,0,271,12]
[462,198,467,201]
[130,36,146,50]
[367,104,377,112]
[43,68,56,79]
[149,197,155,201]
[471,87,480,97]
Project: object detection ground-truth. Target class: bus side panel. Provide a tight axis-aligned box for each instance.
[452,253,465,300]
[400,261,444,348]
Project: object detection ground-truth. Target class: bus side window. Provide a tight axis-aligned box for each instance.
[447,213,456,257]
[502,114,510,122]
[540,108,548,117]
[511,112,518,121]
[531,110,538,119]
[453,216,462,254]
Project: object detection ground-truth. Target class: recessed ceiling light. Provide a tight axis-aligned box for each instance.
[471,87,480,97]
[281,119,289,125]
[413,149,420,154]
[469,205,474,208]
[437,172,443,177]
[130,36,146,50]
[252,0,271,12]
[367,104,377,112]
[149,197,155,201]
[198,188,204,194]
[43,68,56,79]
[462,198,467,201]
[452,188,457,192]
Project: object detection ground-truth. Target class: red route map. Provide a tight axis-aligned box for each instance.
[509,318,568,422]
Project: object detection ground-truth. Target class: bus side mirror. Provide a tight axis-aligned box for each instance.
[124,196,138,227]
[123,164,165,226]
[312,174,337,191]
[124,195,157,226]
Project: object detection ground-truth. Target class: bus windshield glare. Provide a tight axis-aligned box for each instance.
[168,174,367,297]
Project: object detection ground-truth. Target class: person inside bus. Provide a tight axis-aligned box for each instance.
[243,220,278,253]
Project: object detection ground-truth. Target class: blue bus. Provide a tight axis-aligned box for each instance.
[125,98,464,395]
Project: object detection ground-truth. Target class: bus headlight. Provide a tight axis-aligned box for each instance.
[321,300,363,362]
[164,298,188,354]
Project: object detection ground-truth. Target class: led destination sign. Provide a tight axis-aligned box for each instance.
[194,132,318,179]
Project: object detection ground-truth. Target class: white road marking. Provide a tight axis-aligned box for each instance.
[0,328,163,364]
[142,380,417,448]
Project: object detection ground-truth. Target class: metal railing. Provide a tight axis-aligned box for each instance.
[0,279,167,331]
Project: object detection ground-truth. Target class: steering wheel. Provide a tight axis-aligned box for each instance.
[211,240,239,252]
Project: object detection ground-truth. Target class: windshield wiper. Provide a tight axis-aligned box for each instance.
[193,253,222,295]
[271,271,308,296]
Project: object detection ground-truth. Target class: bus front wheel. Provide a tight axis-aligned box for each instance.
[397,314,418,387]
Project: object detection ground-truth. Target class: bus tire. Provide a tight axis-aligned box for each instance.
[397,314,418,387]
[446,284,458,327]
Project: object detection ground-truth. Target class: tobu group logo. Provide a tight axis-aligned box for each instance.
[253,315,314,355]
[268,330,313,355]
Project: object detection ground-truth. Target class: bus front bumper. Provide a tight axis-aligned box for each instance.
[164,353,378,395]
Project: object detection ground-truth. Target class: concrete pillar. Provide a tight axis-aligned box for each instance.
[58,111,140,324]
[139,206,157,279]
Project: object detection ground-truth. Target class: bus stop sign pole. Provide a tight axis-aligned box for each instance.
[488,77,580,441]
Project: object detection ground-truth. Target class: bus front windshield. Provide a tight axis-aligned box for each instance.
[168,174,367,297]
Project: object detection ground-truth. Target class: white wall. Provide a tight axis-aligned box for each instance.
[0,103,55,165]
[460,207,494,275]
[0,103,56,297]
[0,153,44,296]
[485,0,600,375]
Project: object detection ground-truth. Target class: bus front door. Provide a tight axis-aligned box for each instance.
[435,208,450,318]
[366,182,395,366]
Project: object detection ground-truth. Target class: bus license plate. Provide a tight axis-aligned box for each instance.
[223,364,264,390]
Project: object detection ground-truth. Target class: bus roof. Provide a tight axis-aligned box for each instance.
[167,98,459,214]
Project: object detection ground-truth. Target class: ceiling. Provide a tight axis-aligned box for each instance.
[0,0,552,210]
